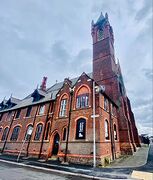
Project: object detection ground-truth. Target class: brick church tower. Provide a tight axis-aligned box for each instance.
[92,12,140,154]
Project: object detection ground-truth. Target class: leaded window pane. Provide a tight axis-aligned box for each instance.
[59,99,67,117]
[10,126,20,141]
[76,94,89,109]
[34,124,43,140]
[39,105,45,115]
[105,120,109,140]
[1,127,9,141]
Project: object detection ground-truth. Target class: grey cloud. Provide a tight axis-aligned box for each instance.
[0,0,152,136]
[135,0,152,22]
[132,97,152,109]
[142,68,153,81]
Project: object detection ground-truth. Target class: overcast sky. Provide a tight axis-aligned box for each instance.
[0,0,152,136]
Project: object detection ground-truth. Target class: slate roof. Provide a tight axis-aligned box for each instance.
[0,72,93,113]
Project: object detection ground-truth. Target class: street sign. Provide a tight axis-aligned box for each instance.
[91,114,99,118]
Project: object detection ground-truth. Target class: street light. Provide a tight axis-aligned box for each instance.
[91,81,99,168]
[17,126,33,162]
[91,82,105,168]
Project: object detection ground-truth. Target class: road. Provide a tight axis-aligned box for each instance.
[0,161,87,180]
[0,144,152,180]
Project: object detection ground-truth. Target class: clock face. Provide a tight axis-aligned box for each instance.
[98,29,103,41]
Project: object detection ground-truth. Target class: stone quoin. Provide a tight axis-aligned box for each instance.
[0,12,140,166]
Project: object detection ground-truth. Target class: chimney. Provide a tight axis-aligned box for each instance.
[40,76,47,91]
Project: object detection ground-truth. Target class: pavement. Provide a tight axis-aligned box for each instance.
[0,144,153,180]
[109,145,149,168]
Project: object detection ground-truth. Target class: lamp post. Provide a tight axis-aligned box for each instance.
[17,126,33,162]
[91,81,100,168]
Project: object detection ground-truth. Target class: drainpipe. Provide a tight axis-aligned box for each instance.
[26,105,39,157]
[109,101,115,160]
[38,100,53,159]
[1,111,16,153]
[64,89,73,162]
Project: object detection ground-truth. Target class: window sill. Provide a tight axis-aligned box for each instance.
[73,106,91,111]
[23,116,32,119]
[32,140,41,142]
[14,118,20,120]
[57,116,68,119]
[36,114,46,117]
[105,139,111,142]
[43,140,49,142]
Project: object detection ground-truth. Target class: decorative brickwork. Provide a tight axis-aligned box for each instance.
[0,12,140,166]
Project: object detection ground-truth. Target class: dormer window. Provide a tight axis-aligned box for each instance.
[31,89,45,102]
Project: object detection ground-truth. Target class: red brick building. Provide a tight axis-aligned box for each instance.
[0,13,140,166]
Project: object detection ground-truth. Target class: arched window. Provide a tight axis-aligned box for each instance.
[114,124,117,140]
[10,126,20,141]
[59,95,68,117]
[104,97,108,111]
[44,122,50,140]
[25,125,33,141]
[105,120,109,140]
[97,29,103,41]
[62,128,67,141]
[1,127,9,141]
[34,123,43,140]
[76,118,86,139]
[76,86,89,109]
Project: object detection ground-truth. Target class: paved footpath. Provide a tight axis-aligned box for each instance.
[0,144,152,179]
[109,145,149,168]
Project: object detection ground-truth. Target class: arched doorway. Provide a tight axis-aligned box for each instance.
[52,133,60,155]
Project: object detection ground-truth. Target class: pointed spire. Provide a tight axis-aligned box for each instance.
[96,12,105,24]
[105,12,108,20]
[3,96,6,102]
[91,20,94,26]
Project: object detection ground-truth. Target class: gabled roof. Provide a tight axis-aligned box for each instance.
[0,72,92,113]
[47,72,92,93]
[0,97,21,111]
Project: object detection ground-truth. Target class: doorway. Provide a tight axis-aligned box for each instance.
[52,133,60,155]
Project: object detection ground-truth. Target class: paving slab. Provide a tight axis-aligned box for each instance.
[131,170,153,180]
[109,145,149,168]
